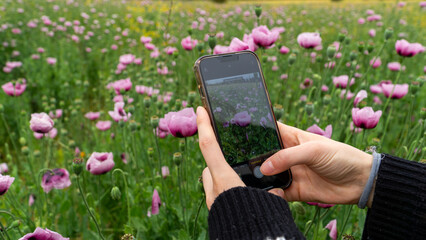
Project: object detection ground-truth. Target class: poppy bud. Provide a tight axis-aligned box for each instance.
[150,116,159,128]
[323,94,331,104]
[118,120,125,128]
[344,37,351,45]
[59,100,65,108]
[367,44,374,53]
[273,104,283,120]
[255,5,262,18]
[338,33,345,42]
[288,54,296,65]
[187,28,192,36]
[188,91,197,105]
[292,49,300,55]
[83,81,89,87]
[292,202,306,216]
[357,42,365,52]
[72,158,83,176]
[129,121,138,131]
[127,105,135,113]
[316,55,323,62]
[326,46,336,59]
[349,51,358,61]
[196,42,204,52]
[208,34,216,50]
[19,137,26,145]
[21,146,30,156]
[143,96,151,108]
[179,139,185,152]
[305,102,314,116]
[156,101,163,110]
[163,103,169,112]
[384,28,393,40]
[111,186,121,200]
[173,152,182,166]
[68,140,76,148]
[312,74,321,81]
[410,81,419,94]
[8,220,20,229]
[147,148,154,159]
[34,150,41,158]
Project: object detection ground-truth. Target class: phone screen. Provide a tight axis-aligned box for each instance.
[197,52,291,189]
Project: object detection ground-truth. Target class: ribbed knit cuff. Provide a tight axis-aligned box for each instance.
[208,187,305,240]
[362,154,426,240]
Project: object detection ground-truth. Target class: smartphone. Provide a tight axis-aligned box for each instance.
[194,50,292,190]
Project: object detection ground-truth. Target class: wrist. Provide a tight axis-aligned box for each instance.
[357,152,381,209]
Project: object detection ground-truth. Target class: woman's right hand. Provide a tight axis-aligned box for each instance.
[262,123,375,207]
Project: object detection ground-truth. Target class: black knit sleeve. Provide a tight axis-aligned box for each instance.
[362,154,426,239]
[208,186,305,240]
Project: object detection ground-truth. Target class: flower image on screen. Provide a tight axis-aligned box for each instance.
[205,72,281,165]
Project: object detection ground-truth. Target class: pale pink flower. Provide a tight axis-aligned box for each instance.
[86,152,115,175]
[354,90,368,107]
[325,219,337,240]
[307,124,332,138]
[340,90,354,100]
[181,36,197,50]
[387,62,401,71]
[381,83,409,99]
[46,57,56,65]
[251,26,279,48]
[2,81,26,96]
[395,39,425,57]
[333,75,355,88]
[96,121,112,131]
[297,32,322,49]
[30,113,54,133]
[352,107,382,129]
[279,46,290,54]
[85,112,100,120]
[41,168,71,193]
[370,57,381,68]
[140,36,152,44]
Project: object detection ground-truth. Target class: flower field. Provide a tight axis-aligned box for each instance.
[0,0,425,239]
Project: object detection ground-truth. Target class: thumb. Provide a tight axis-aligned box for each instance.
[260,141,326,176]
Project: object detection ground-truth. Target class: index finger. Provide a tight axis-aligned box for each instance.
[196,106,235,178]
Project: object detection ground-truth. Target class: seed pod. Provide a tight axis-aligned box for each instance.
[338,33,345,42]
[196,42,204,52]
[143,96,151,108]
[8,220,21,229]
[384,28,393,40]
[147,148,154,158]
[188,91,197,105]
[72,158,83,176]
[21,146,30,156]
[173,152,182,166]
[19,137,27,146]
[288,54,296,65]
[208,34,216,50]
[327,46,336,59]
[255,5,262,18]
[179,139,185,152]
[349,51,358,61]
[305,102,314,116]
[151,116,159,128]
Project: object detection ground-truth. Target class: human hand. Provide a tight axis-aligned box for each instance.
[260,123,375,207]
[196,106,245,209]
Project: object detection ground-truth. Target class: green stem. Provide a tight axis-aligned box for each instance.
[1,114,20,169]
[359,40,388,86]
[304,206,320,236]
[192,196,205,239]
[76,175,105,240]
[0,221,11,240]
[337,205,353,240]
[177,165,187,230]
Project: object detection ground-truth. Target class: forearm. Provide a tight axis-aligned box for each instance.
[362,154,426,239]
[208,187,305,240]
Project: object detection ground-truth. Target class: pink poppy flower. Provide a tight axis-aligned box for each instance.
[243,33,258,51]
[354,90,368,107]
[119,54,135,65]
[30,113,54,133]
[49,109,63,119]
[381,83,409,99]
[18,227,69,240]
[140,36,152,44]
[28,194,35,207]
[0,175,14,196]
[321,85,329,92]
[181,36,197,50]
[96,121,112,131]
[373,96,382,105]
[369,80,392,94]
[340,90,354,100]
[306,202,335,208]
[85,112,100,120]
[325,219,338,240]
[2,81,26,96]
[213,45,230,54]
[228,38,249,52]
[307,124,332,138]
[387,62,401,71]
[159,108,197,138]
[161,166,170,178]
[350,122,363,133]
[395,39,425,57]
[352,107,382,129]
[144,43,156,50]
[297,32,322,49]
[279,46,290,54]
[41,168,71,193]
[300,78,313,89]
[150,189,161,216]
[86,152,115,175]
[368,29,376,37]
[134,58,142,65]
[164,46,177,55]
[46,57,57,65]
[251,26,279,48]
[358,18,365,24]
[231,111,251,127]
[112,78,132,95]
[0,163,8,174]
[370,57,381,68]
[108,102,131,122]
[333,75,355,88]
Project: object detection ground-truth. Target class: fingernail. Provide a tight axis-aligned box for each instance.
[196,106,202,115]
[260,160,274,175]
[277,189,285,198]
